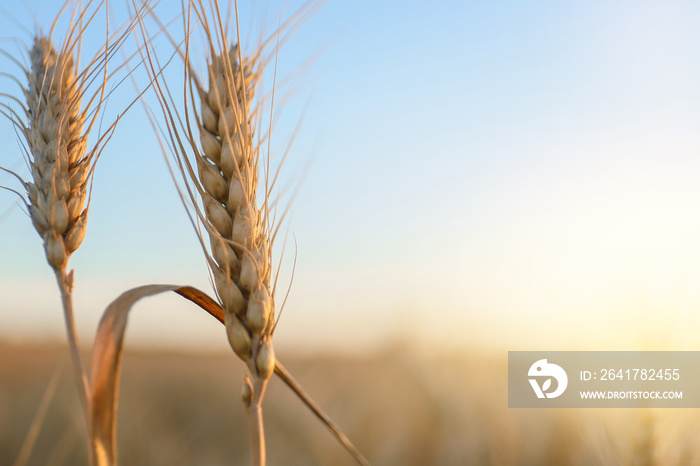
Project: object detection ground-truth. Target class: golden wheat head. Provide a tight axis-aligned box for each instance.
[25,35,90,270]
[197,43,277,379]
[1,2,142,274]
[135,0,293,383]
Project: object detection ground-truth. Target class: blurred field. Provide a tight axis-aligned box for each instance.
[1,343,700,465]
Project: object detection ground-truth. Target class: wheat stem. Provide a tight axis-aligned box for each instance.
[55,269,90,425]
[247,404,264,466]
[0,4,140,463]
[243,376,268,466]
[56,268,96,466]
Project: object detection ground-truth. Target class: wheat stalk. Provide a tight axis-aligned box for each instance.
[24,31,93,415]
[1,2,146,463]
[198,38,277,456]
[126,1,368,464]
[132,2,278,463]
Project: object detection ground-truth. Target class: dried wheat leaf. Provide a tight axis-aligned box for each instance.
[89,284,182,466]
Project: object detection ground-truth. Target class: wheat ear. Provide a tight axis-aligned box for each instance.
[23,33,93,430]
[201,42,277,465]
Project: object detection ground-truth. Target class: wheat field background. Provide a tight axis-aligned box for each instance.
[3,0,700,464]
[1,343,700,465]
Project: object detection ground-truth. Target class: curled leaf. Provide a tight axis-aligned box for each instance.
[89,285,182,466]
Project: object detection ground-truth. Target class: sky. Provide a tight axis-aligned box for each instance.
[1,0,700,353]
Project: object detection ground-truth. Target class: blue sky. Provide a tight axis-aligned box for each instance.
[2,0,700,352]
